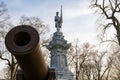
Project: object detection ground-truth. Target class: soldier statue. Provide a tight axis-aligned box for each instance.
[55,6,63,32]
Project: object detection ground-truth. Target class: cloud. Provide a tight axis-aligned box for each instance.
[64,7,92,20]
[64,8,91,19]
[4,0,98,44]
[62,0,92,19]
[65,32,99,44]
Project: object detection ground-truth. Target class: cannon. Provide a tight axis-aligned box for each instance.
[5,25,55,80]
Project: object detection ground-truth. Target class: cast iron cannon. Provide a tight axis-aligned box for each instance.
[5,25,55,80]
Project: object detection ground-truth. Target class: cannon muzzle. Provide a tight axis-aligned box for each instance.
[5,25,49,80]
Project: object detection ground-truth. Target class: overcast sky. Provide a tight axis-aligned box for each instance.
[0,0,100,74]
[2,0,99,43]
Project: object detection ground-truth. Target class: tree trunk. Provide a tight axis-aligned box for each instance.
[112,17,120,46]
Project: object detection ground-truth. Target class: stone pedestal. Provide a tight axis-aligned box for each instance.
[47,31,74,80]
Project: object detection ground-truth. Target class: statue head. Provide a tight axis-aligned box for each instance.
[56,12,59,16]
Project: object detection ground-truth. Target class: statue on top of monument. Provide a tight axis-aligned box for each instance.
[55,6,63,32]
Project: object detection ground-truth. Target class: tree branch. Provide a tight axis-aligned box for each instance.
[0,56,11,66]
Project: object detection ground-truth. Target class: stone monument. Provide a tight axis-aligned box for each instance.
[47,6,74,80]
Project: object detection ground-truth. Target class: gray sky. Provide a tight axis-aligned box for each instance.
[3,0,99,43]
[0,0,100,74]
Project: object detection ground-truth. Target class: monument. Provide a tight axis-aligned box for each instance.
[47,6,75,80]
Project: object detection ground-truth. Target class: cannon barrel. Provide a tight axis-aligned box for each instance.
[5,25,49,80]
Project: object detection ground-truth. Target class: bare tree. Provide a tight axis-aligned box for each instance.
[19,16,50,47]
[93,51,113,80]
[67,39,82,80]
[0,2,18,80]
[0,1,11,39]
[108,47,120,80]
[90,1,120,79]
[90,0,120,45]
[67,40,98,80]
[67,39,113,80]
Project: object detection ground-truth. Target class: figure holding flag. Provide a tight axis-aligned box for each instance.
[55,6,63,32]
